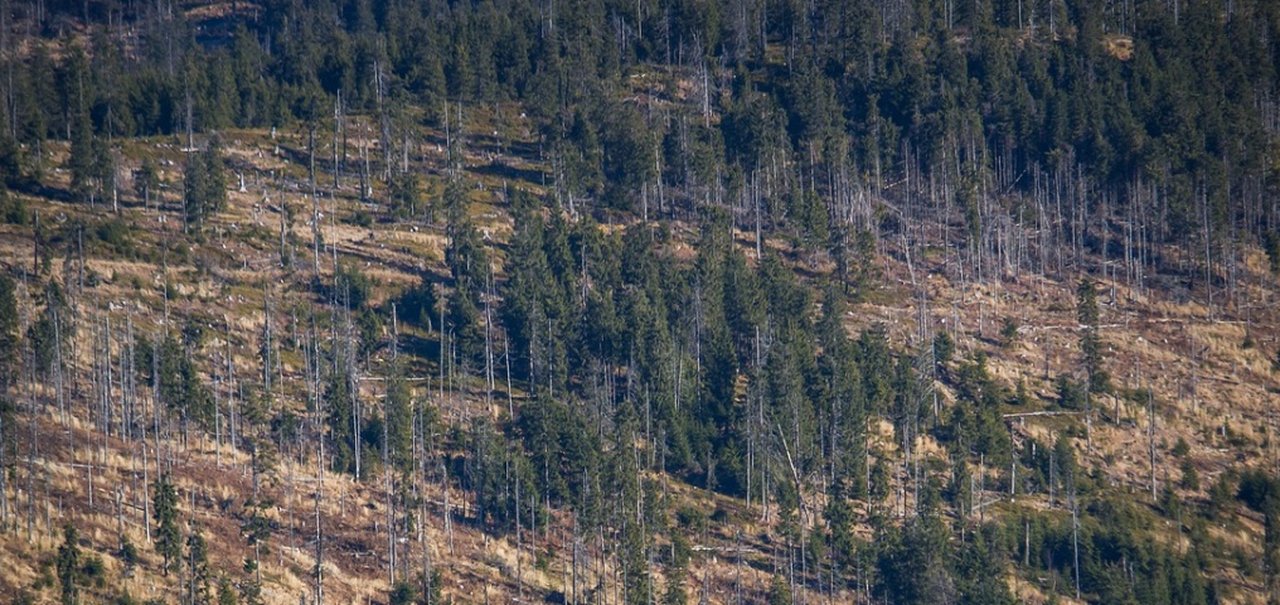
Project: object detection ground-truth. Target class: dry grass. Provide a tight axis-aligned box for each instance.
[1104,35,1135,61]
[3,101,1280,604]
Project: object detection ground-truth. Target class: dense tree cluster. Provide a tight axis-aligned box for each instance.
[0,0,1274,291]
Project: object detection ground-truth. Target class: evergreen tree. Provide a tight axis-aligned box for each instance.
[1076,278,1109,393]
[118,538,139,578]
[157,333,215,430]
[239,558,264,605]
[29,280,71,376]
[56,524,81,605]
[182,147,207,230]
[183,139,227,230]
[444,180,489,371]
[67,108,95,204]
[877,508,956,605]
[389,581,417,605]
[134,157,160,208]
[216,577,238,605]
[384,367,414,474]
[767,574,793,605]
[388,172,423,220]
[663,532,691,605]
[63,46,94,204]
[0,275,17,388]
[153,476,181,576]
[324,356,359,477]
[187,530,212,605]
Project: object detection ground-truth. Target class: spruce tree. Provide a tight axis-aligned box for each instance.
[1076,278,1109,393]
[187,530,211,605]
[135,157,160,209]
[56,524,81,605]
[183,139,227,230]
[216,577,238,605]
[29,280,70,376]
[0,275,17,387]
[153,475,181,576]
[182,148,207,230]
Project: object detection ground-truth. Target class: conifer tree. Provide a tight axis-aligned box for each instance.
[135,157,160,209]
[154,475,182,576]
[56,524,81,605]
[67,109,95,204]
[183,139,227,230]
[28,280,71,377]
[216,577,238,605]
[0,275,17,387]
[187,530,212,605]
[1076,278,1109,393]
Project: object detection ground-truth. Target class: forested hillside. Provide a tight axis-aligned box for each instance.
[2,0,1280,603]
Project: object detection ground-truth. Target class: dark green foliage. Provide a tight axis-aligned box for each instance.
[389,581,417,605]
[216,577,238,605]
[1077,279,1109,393]
[517,395,599,506]
[388,173,423,220]
[0,132,21,188]
[409,569,445,605]
[933,330,955,368]
[444,185,489,371]
[324,355,361,477]
[818,291,869,498]
[502,195,573,394]
[238,559,264,605]
[446,282,484,370]
[153,476,181,576]
[3,3,1278,602]
[182,140,227,230]
[465,417,540,533]
[112,591,139,605]
[1053,434,1077,492]
[241,497,274,566]
[64,47,95,205]
[156,334,214,430]
[663,530,691,605]
[1237,469,1280,513]
[56,525,81,605]
[999,317,1018,347]
[91,219,136,255]
[0,185,28,225]
[599,102,654,211]
[767,574,793,605]
[117,538,138,578]
[877,510,955,605]
[186,531,211,605]
[329,263,374,311]
[1265,232,1280,276]
[0,275,17,388]
[1233,468,1280,596]
[1010,497,1212,605]
[1056,375,1088,410]
[955,525,1015,605]
[1207,472,1236,519]
[384,368,414,474]
[1180,460,1200,491]
[944,355,1012,467]
[134,158,160,207]
[824,480,861,585]
[28,281,71,376]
